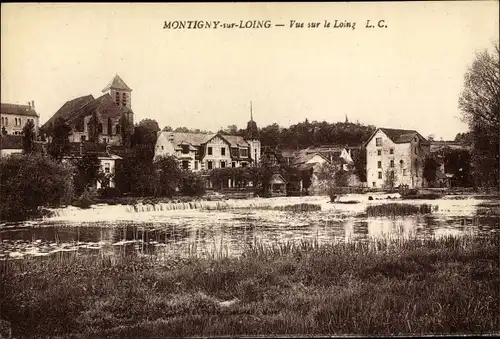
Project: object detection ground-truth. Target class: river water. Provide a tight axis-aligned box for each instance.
[0,194,497,260]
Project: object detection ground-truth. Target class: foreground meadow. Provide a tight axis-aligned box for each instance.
[1,234,498,338]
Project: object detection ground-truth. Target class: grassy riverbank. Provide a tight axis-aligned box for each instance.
[1,235,498,338]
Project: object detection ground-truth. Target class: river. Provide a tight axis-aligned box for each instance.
[0,194,497,260]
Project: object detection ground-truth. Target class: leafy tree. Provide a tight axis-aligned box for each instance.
[458,42,499,187]
[162,126,173,132]
[138,119,160,133]
[222,125,238,135]
[352,148,367,182]
[316,162,349,202]
[443,148,472,187]
[0,154,74,221]
[173,126,190,133]
[73,153,101,196]
[22,119,36,154]
[47,117,72,162]
[423,157,440,185]
[383,168,398,190]
[155,155,183,197]
[181,171,206,196]
[454,132,471,144]
[115,145,157,196]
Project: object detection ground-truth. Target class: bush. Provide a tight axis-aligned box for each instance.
[366,203,436,217]
[73,187,98,209]
[98,186,122,199]
[0,154,74,221]
[181,171,206,197]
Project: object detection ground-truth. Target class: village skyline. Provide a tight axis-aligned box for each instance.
[1,2,499,140]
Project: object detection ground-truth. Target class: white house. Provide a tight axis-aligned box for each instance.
[154,114,261,172]
[365,127,430,189]
[154,132,260,171]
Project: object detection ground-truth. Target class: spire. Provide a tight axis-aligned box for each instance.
[250,101,253,121]
[345,114,349,123]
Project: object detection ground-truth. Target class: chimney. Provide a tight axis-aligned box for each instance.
[31,101,35,110]
[28,102,31,109]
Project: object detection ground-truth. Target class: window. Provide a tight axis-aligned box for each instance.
[241,162,248,168]
[107,118,112,136]
[115,93,120,105]
[104,163,110,174]
[377,161,382,168]
[240,148,248,157]
[377,150,382,156]
[1,117,3,125]
[81,135,86,142]
[116,124,121,134]
[207,147,213,155]
[5,117,7,125]
[221,147,226,156]
[376,137,382,146]
[194,161,199,170]
[403,169,407,176]
[372,182,376,187]
[220,161,226,168]
[182,161,189,170]
[182,145,189,154]
[122,93,127,106]
[378,172,382,179]
[103,137,107,144]
[390,149,394,154]
[207,161,213,170]
[161,145,164,150]
[390,160,394,168]
[232,162,236,168]
[414,147,418,155]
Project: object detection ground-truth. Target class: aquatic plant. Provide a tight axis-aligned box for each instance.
[366,203,437,217]
[0,235,497,337]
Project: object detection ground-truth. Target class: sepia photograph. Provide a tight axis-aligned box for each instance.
[0,2,499,338]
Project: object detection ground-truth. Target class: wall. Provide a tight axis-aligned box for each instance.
[0,149,23,157]
[203,136,233,170]
[1,114,39,135]
[366,130,429,189]
[366,129,399,189]
[248,139,261,166]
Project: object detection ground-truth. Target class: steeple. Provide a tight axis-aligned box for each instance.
[102,74,132,110]
[246,101,259,140]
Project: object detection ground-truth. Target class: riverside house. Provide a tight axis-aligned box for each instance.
[365,127,430,189]
[154,114,261,172]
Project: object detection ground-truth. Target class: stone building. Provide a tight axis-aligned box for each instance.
[41,74,134,146]
[154,114,261,171]
[365,127,430,189]
[1,101,39,136]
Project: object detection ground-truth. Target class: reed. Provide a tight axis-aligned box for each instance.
[366,203,437,217]
[1,235,497,338]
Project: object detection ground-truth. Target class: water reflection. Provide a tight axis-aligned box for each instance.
[1,197,498,260]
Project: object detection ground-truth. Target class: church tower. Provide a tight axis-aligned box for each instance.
[246,101,261,166]
[102,74,134,125]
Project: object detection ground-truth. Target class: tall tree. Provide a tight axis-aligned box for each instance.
[22,119,36,154]
[458,42,499,187]
[47,117,72,162]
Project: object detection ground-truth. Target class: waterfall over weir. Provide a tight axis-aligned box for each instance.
[44,196,331,222]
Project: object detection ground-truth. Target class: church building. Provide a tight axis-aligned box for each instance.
[41,74,134,146]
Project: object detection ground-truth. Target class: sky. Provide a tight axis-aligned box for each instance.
[1,2,498,140]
